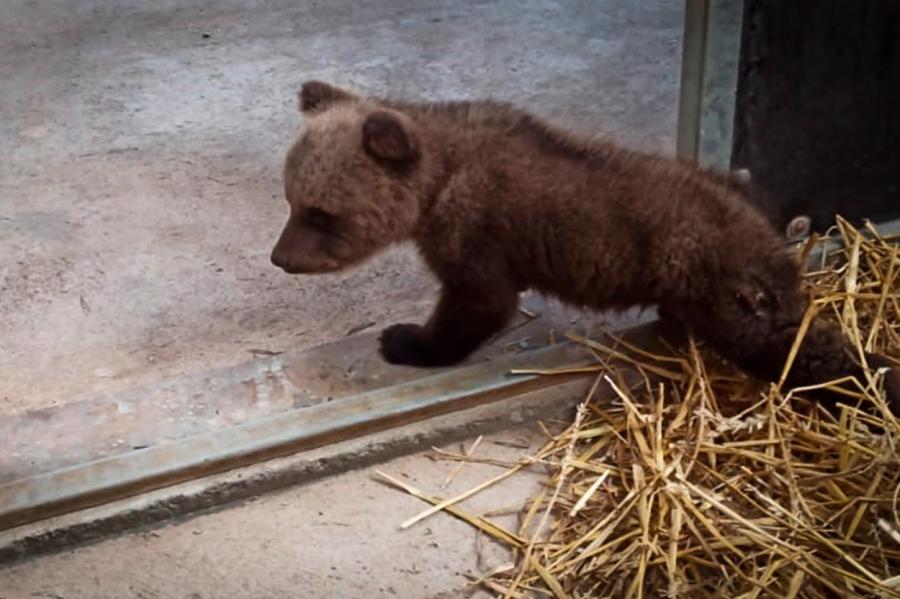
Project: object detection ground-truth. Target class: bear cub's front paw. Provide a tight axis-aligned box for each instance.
[379,323,433,366]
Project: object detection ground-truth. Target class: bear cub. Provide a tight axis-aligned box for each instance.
[271,81,899,411]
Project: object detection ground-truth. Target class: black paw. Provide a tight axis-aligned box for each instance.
[656,309,689,346]
[379,324,433,366]
[885,367,900,411]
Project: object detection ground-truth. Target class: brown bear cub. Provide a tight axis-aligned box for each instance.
[271,81,899,411]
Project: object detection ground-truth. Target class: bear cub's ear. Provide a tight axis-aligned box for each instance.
[362,110,420,164]
[298,80,358,114]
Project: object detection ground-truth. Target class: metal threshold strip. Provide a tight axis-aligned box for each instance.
[0,329,609,533]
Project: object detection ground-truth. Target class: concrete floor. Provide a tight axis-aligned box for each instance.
[1,429,551,599]
[0,0,682,596]
[0,0,680,415]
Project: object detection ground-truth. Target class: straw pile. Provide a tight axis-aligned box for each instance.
[378,218,900,598]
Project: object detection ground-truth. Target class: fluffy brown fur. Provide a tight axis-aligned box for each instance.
[271,81,899,412]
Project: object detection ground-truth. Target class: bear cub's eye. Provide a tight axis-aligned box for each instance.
[306,207,335,234]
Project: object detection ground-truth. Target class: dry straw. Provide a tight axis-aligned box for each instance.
[379,217,900,598]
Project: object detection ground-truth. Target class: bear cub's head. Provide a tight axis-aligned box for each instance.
[271,81,426,274]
